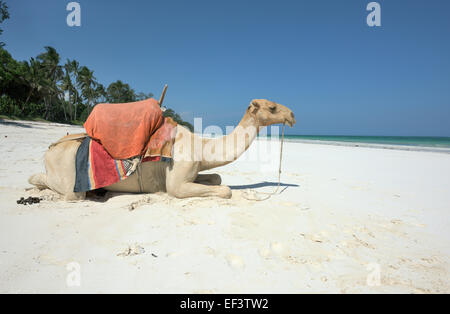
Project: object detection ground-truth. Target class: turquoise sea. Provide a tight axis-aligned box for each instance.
[280,135,450,149]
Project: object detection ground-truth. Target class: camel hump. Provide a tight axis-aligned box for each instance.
[49,133,88,149]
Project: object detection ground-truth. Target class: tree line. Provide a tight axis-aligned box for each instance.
[0,1,193,130]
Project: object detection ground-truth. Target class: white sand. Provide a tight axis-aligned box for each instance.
[0,120,449,293]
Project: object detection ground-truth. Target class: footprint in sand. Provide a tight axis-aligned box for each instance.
[300,233,327,243]
[204,247,218,257]
[166,251,185,258]
[258,247,272,259]
[351,234,376,249]
[270,242,287,255]
[258,242,288,258]
[127,196,154,211]
[117,244,145,257]
[226,254,245,270]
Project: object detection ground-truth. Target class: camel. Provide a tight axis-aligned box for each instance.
[28,99,296,200]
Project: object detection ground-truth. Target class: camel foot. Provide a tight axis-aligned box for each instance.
[218,185,232,199]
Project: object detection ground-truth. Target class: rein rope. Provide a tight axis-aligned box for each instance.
[242,123,286,201]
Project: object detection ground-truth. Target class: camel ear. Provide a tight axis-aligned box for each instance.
[249,100,260,114]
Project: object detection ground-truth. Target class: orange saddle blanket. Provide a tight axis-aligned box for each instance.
[84,98,177,160]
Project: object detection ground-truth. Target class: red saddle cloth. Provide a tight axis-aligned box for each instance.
[84,98,177,160]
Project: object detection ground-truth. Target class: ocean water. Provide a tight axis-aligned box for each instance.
[279,135,450,149]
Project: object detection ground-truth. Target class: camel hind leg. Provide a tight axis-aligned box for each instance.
[29,173,84,201]
[29,140,86,201]
[28,172,85,201]
[44,141,86,201]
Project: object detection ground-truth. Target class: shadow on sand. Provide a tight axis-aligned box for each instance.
[0,119,33,128]
[229,181,299,190]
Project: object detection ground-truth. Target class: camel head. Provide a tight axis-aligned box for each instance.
[247,99,296,127]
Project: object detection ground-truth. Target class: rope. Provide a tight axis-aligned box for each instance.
[242,123,286,201]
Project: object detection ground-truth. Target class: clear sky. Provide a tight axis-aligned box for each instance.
[2,0,450,136]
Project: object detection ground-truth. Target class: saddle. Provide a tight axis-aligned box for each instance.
[84,98,177,160]
[50,98,177,160]
[55,98,178,193]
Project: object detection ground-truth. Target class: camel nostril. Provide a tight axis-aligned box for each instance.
[291,112,295,119]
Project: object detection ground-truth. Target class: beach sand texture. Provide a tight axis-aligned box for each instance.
[0,120,449,293]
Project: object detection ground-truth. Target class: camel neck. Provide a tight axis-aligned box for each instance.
[199,112,260,171]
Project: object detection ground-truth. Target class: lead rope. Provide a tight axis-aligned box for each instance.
[242,123,286,201]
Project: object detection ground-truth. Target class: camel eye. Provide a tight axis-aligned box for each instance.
[269,106,277,113]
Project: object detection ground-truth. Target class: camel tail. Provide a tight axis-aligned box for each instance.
[28,173,49,190]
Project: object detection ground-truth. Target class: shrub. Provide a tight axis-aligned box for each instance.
[0,94,21,117]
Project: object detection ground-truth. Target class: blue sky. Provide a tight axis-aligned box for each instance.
[2,0,450,136]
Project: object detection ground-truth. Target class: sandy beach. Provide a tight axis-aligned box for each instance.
[0,119,449,293]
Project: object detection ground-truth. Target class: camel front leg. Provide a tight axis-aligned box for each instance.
[195,173,222,186]
[168,182,231,199]
[166,161,231,199]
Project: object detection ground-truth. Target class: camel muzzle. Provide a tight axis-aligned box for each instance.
[286,112,296,127]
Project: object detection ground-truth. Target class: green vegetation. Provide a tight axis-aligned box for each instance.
[0,0,9,47]
[0,1,193,130]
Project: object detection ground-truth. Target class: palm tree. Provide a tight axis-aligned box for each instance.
[22,58,45,108]
[37,47,64,120]
[40,77,59,120]
[61,59,84,121]
[61,67,74,120]
[94,83,106,104]
[37,46,63,83]
[63,59,80,120]
[77,66,97,115]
